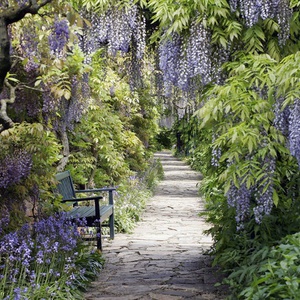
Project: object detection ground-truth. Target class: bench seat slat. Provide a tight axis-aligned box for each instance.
[68,205,113,220]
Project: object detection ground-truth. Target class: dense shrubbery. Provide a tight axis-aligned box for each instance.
[172,53,300,297]
[226,232,300,299]
[0,153,163,298]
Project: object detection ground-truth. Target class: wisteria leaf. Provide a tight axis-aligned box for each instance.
[273,189,279,207]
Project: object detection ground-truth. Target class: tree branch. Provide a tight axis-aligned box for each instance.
[3,0,53,25]
[20,83,44,92]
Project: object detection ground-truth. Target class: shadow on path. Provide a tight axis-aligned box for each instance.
[84,151,228,300]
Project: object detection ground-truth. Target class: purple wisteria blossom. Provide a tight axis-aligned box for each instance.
[288,100,300,167]
[0,150,32,189]
[48,18,70,54]
[227,181,252,230]
[229,0,292,44]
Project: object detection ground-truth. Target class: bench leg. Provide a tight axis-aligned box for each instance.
[94,198,102,251]
[96,222,102,251]
[109,213,114,239]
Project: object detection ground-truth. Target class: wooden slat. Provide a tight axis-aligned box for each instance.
[68,205,113,222]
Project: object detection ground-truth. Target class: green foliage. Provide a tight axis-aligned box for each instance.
[167,53,300,282]
[224,232,300,299]
[114,176,151,233]
[197,54,284,199]
[0,123,61,230]
[68,104,147,186]
[141,0,298,61]
[155,126,173,150]
[72,247,105,291]
[141,157,164,191]
[276,51,300,106]
[114,157,163,233]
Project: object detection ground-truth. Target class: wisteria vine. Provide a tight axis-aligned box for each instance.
[226,155,276,230]
[0,150,32,189]
[229,0,292,44]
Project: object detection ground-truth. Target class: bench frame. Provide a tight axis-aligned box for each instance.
[55,170,116,251]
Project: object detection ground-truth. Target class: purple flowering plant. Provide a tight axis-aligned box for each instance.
[0,212,103,299]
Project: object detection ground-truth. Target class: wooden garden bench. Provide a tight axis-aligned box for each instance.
[55,170,116,251]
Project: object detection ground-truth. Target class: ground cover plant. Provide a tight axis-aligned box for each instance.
[225,232,300,299]
[0,213,104,300]
[114,157,164,233]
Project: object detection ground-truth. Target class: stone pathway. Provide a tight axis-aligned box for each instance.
[84,151,228,300]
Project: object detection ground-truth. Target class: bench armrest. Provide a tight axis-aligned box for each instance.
[75,187,116,193]
[75,187,116,205]
[61,195,103,202]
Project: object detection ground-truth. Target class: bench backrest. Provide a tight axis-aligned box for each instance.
[55,170,76,200]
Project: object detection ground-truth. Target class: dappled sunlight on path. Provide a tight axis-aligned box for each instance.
[84,151,228,299]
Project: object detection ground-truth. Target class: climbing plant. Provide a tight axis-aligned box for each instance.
[2,0,300,296]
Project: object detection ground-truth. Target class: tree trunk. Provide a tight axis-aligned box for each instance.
[0,17,11,93]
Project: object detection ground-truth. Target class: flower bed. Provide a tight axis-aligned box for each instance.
[0,213,104,300]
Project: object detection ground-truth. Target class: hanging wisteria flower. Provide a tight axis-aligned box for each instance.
[0,150,32,189]
[274,96,290,138]
[229,0,292,44]
[253,156,276,223]
[186,18,212,84]
[226,180,252,230]
[159,32,182,90]
[18,24,39,72]
[48,18,70,54]
[288,99,300,167]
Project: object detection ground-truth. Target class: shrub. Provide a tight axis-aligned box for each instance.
[224,232,300,299]
[114,156,164,233]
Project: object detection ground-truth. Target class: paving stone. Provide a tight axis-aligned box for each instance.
[84,151,228,299]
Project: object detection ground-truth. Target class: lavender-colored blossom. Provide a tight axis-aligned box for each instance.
[0,213,89,298]
[288,100,300,167]
[48,18,70,54]
[133,13,146,60]
[42,87,57,115]
[274,96,290,137]
[226,181,252,230]
[0,150,32,189]
[186,19,212,84]
[17,22,39,72]
[159,32,182,92]
[253,156,276,223]
[82,73,91,99]
[107,8,132,56]
[228,0,292,44]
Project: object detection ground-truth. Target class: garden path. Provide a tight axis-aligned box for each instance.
[84,151,228,300]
